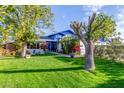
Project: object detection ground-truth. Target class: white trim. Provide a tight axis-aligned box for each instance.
[37,39,57,42]
[27,49,45,55]
[80,40,85,56]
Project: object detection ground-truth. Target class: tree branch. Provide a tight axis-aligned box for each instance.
[88,12,96,32]
[91,17,106,33]
[70,22,88,45]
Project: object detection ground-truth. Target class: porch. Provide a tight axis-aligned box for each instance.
[27,38,58,55]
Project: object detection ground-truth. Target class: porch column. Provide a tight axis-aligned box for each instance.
[35,43,37,49]
[29,43,31,49]
[50,42,51,51]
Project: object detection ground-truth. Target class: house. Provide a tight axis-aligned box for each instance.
[26,30,107,55]
[26,30,85,55]
[3,30,86,55]
[3,29,107,56]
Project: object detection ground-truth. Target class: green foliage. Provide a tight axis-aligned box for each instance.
[12,5,53,44]
[95,45,124,61]
[70,12,116,43]
[0,5,16,43]
[95,37,124,61]
[91,13,116,41]
[59,36,79,54]
[59,36,72,54]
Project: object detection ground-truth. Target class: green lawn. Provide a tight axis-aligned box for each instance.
[0,54,123,88]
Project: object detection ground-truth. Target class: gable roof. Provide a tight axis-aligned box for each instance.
[47,30,74,37]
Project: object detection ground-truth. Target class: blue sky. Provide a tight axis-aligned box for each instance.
[44,5,124,38]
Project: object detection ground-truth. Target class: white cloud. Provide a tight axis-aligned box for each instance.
[62,15,66,19]
[82,5,104,16]
[89,6,103,12]
[116,7,124,39]
[116,6,124,20]
[116,26,124,38]
[81,5,104,24]
[118,13,123,18]
[117,20,124,27]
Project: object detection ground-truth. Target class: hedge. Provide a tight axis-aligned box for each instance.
[95,45,124,62]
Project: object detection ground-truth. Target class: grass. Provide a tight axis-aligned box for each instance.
[0,54,123,88]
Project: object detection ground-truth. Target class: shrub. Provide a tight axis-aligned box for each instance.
[0,48,16,57]
[59,36,80,54]
[95,45,124,61]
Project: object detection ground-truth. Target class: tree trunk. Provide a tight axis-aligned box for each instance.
[84,40,95,71]
[21,42,27,58]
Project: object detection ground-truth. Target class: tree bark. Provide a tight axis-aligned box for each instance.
[21,42,27,58]
[84,40,95,71]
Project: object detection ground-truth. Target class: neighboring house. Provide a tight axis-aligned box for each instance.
[3,42,16,52]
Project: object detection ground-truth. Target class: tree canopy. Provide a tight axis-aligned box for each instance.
[12,5,53,43]
[70,12,116,45]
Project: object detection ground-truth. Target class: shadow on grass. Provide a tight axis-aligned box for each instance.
[54,56,84,65]
[97,79,124,88]
[0,66,82,74]
[94,58,124,88]
[55,56,124,76]
[95,58,124,77]
[55,56,124,87]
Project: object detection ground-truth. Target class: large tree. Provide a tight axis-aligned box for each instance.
[70,12,116,71]
[11,5,53,58]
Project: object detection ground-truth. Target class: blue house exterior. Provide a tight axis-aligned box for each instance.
[27,30,77,55]
[46,30,75,52]
[48,30,74,41]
